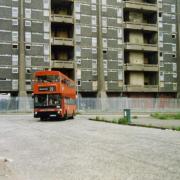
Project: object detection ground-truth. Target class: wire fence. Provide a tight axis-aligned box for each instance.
[0,97,180,113]
[77,98,180,113]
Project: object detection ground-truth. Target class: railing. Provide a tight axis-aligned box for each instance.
[77,98,180,113]
[51,37,74,46]
[124,1,158,11]
[51,14,74,23]
[0,97,180,113]
[51,60,74,68]
[124,63,159,71]
[125,43,158,51]
[124,22,158,31]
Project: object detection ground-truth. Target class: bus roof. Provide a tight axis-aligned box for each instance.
[34,70,74,83]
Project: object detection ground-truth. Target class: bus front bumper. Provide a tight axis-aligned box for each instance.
[34,109,62,119]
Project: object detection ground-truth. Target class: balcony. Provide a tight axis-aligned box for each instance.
[51,60,74,69]
[124,64,159,72]
[125,43,158,52]
[124,22,158,32]
[124,1,158,12]
[51,14,74,24]
[123,85,159,92]
[51,37,74,46]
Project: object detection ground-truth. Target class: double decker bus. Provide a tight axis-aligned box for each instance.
[33,70,76,120]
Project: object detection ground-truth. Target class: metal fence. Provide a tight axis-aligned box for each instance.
[0,97,180,113]
[77,98,180,113]
[0,97,33,113]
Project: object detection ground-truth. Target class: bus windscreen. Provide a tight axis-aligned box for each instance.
[34,94,61,108]
[36,75,60,83]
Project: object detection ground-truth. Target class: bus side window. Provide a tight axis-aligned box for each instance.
[62,79,65,84]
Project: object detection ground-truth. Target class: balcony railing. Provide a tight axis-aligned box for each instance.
[124,85,159,92]
[51,37,74,46]
[124,64,159,71]
[124,22,158,32]
[124,1,158,12]
[125,43,158,51]
[51,60,74,69]
[51,14,74,24]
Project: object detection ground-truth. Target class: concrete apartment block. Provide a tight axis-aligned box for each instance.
[0,0,50,95]
[0,0,179,98]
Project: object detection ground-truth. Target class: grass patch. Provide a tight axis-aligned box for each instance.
[151,113,180,120]
[171,126,180,131]
[132,116,138,119]
[93,116,129,125]
[91,116,180,132]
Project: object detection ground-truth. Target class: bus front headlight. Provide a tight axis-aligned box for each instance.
[58,109,62,114]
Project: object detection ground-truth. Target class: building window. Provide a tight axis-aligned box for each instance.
[77,80,81,86]
[92,16,97,25]
[75,3,81,13]
[12,80,18,90]
[12,44,18,49]
[172,54,176,58]
[25,32,31,43]
[92,37,97,47]
[92,48,97,54]
[12,68,18,74]
[172,34,176,39]
[43,0,50,9]
[26,56,31,67]
[44,56,49,62]
[75,24,81,35]
[25,0,31,3]
[44,33,49,40]
[12,55,18,65]
[26,45,31,50]
[44,22,50,32]
[76,47,81,57]
[25,20,31,27]
[25,9,31,19]
[159,12,162,18]
[26,68,31,74]
[12,7,18,18]
[92,5,96,11]
[102,17,107,27]
[44,44,49,55]
[12,19,18,26]
[12,31,18,42]
[44,10,49,17]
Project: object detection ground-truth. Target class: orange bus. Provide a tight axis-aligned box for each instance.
[33,70,77,120]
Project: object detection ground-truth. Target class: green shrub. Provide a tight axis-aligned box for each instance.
[132,116,138,119]
[95,116,100,121]
[117,118,129,125]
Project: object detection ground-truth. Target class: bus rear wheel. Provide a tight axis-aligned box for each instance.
[71,112,75,119]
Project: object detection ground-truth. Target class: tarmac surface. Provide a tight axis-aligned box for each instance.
[0,114,180,180]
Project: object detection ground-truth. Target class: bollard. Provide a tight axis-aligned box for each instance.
[124,109,131,123]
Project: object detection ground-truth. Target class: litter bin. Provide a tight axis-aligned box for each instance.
[124,109,131,123]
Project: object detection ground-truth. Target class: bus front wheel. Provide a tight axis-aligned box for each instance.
[40,117,45,121]
[64,112,68,120]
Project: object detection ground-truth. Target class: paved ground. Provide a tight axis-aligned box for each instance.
[0,114,180,180]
